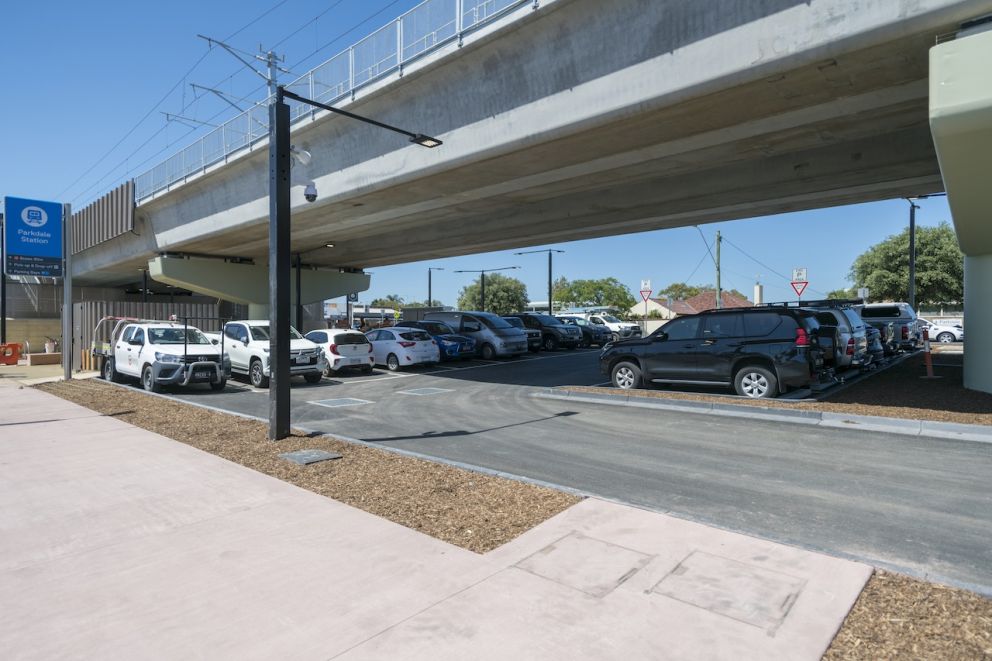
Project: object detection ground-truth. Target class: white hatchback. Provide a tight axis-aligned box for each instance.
[366,327,440,371]
[305,329,375,375]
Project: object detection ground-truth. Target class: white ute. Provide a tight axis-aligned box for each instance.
[577,312,642,342]
[216,320,325,388]
[102,321,230,392]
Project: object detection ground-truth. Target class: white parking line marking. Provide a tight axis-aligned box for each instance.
[333,372,416,385]
[308,397,374,409]
[397,387,454,396]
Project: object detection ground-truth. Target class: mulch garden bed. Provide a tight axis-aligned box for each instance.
[569,353,992,426]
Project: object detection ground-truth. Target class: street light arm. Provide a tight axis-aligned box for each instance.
[281,89,442,147]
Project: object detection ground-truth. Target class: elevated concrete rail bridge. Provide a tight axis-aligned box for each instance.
[70,0,992,391]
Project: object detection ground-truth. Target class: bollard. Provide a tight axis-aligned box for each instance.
[922,327,938,379]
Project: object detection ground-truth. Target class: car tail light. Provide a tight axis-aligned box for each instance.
[329,343,338,354]
[846,338,854,355]
[795,327,810,347]
[367,344,373,353]
[902,326,909,340]
[399,341,416,348]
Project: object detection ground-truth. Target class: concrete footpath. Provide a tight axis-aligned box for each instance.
[0,383,871,660]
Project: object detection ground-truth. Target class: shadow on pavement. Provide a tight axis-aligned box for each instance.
[359,410,580,443]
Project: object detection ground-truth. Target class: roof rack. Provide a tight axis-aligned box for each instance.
[755,298,865,309]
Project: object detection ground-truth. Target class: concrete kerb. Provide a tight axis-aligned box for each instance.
[533,388,992,445]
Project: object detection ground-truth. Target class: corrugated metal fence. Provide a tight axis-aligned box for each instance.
[74,300,225,371]
[72,181,134,254]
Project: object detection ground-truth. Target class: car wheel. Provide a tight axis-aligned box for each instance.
[304,372,322,384]
[734,366,777,399]
[480,344,496,361]
[322,364,333,378]
[936,332,955,343]
[386,353,401,371]
[611,332,620,343]
[103,358,120,383]
[543,335,559,351]
[142,365,160,393]
[210,378,227,391]
[249,359,270,389]
[611,361,642,390]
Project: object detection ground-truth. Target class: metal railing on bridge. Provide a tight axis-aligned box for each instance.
[134,0,530,202]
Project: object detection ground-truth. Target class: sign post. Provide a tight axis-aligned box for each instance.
[639,279,652,334]
[3,197,69,377]
[790,267,808,304]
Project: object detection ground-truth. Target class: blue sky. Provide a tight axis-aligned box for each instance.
[3,1,953,306]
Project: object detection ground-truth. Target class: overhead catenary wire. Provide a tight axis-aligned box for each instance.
[722,237,827,297]
[58,0,292,203]
[71,1,411,207]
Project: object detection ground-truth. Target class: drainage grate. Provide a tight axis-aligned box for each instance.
[397,387,453,396]
[308,398,373,409]
[279,449,343,465]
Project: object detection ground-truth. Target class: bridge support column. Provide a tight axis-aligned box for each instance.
[930,24,992,394]
[963,255,992,393]
[147,255,370,318]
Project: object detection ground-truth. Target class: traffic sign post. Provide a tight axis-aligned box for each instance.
[790,267,808,304]
[791,280,809,299]
[640,280,652,333]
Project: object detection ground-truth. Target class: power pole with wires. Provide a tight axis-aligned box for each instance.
[715,231,722,309]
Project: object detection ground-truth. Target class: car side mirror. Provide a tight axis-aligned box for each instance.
[652,332,668,342]
[211,339,219,345]
[128,338,143,346]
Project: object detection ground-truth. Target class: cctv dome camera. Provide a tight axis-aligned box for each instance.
[304,183,317,203]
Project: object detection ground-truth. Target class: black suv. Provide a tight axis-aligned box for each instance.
[504,313,583,351]
[599,308,825,398]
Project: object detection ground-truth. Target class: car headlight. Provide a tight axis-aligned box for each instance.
[155,352,181,363]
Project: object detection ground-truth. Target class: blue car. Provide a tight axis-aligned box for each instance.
[403,321,477,360]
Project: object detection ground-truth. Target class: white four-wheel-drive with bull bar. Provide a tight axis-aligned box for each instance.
[92,317,231,393]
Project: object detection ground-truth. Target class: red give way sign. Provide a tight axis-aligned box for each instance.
[791,281,809,297]
[640,289,652,302]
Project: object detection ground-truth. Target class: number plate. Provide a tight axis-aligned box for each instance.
[193,371,211,379]
[295,355,310,364]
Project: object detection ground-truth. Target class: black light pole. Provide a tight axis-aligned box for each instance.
[906,198,919,310]
[268,86,442,440]
[428,267,444,307]
[515,248,564,314]
[142,268,148,306]
[453,266,520,312]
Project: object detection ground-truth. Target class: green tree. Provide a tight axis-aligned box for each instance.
[658,282,702,300]
[849,222,963,304]
[553,277,637,312]
[827,287,857,300]
[457,273,528,315]
[369,294,404,308]
[402,299,444,308]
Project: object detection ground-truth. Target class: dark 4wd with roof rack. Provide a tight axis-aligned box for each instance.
[600,308,826,398]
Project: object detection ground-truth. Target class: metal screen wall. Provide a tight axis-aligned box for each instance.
[72,180,135,254]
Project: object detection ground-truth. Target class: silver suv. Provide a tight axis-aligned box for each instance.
[809,307,869,370]
[855,303,920,351]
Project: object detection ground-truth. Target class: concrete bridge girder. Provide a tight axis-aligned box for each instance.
[930,25,992,394]
[147,256,370,315]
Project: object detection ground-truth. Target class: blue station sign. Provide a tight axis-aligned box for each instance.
[3,196,64,277]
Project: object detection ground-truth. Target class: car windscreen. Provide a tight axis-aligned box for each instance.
[148,328,211,345]
[859,305,902,318]
[600,314,621,323]
[398,331,431,341]
[333,333,369,345]
[529,314,560,326]
[814,312,838,327]
[477,314,512,330]
[248,325,303,341]
[503,317,524,328]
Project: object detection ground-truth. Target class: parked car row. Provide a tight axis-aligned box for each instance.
[600,300,925,399]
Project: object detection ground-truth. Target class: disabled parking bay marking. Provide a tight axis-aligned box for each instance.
[396,387,454,396]
[308,397,374,409]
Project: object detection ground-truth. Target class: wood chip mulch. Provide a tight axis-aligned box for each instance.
[569,353,992,426]
[36,380,580,553]
[825,570,992,660]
